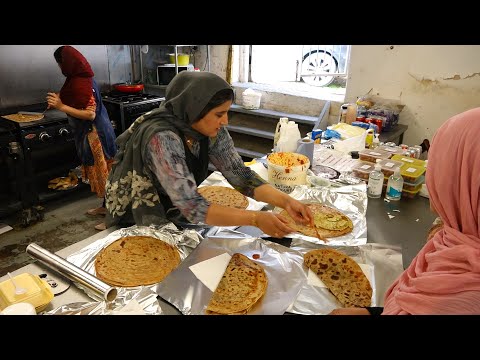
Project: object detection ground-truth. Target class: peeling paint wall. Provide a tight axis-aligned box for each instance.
[345,45,480,146]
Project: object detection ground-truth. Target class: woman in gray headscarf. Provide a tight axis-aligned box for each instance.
[104,71,312,238]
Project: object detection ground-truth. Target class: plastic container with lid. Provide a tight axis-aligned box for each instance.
[376,145,406,156]
[403,175,425,191]
[400,163,426,183]
[352,161,376,180]
[0,273,54,313]
[377,158,404,177]
[391,154,426,168]
[358,148,392,163]
[402,187,421,199]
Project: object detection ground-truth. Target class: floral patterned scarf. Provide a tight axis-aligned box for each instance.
[104,71,232,227]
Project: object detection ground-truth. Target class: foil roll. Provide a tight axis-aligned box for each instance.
[26,243,118,302]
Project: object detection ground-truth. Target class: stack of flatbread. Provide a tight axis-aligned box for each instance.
[198,186,249,209]
[206,253,268,315]
[94,235,181,287]
[304,248,372,307]
[48,172,78,190]
[2,113,44,122]
[280,204,353,240]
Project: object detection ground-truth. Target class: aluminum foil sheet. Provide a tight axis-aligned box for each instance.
[156,236,306,315]
[47,223,202,315]
[287,239,403,315]
[43,287,160,315]
[273,184,368,246]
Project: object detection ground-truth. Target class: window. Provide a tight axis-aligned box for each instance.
[240,45,350,95]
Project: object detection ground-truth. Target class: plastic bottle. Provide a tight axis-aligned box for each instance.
[273,117,289,151]
[372,133,380,149]
[385,168,404,201]
[338,105,348,123]
[367,159,384,198]
[277,121,301,153]
[365,129,374,148]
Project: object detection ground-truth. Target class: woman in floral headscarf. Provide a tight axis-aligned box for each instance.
[329,107,480,315]
[47,45,117,231]
[104,71,313,238]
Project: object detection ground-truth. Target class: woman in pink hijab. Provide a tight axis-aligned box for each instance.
[330,107,480,315]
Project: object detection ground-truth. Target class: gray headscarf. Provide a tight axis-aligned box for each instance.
[104,71,232,227]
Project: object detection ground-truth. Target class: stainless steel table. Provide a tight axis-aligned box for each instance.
[1,195,436,314]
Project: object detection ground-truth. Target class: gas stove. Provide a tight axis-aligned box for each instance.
[102,92,163,104]
[102,92,164,135]
[0,103,78,225]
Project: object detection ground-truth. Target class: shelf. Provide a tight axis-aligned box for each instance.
[229,104,318,126]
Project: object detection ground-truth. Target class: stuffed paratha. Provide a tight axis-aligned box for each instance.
[94,235,181,287]
[304,248,372,307]
[280,204,353,239]
[206,253,267,315]
[2,113,44,122]
[198,186,249,209]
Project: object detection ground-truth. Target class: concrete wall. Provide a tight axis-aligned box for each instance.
[345,45,480,146]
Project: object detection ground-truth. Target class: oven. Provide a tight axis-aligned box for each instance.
[0,103,79,226]
[102,92,164,136]
[0,127,23,218]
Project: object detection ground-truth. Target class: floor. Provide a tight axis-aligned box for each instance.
[0,188,104,277]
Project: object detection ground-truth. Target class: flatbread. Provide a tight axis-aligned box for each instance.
[280,204,353,239]
[304,248,372,307]
[2,113,44,122]
[206,253,268,315]
[198,186,249,209]
[94,235,181,287]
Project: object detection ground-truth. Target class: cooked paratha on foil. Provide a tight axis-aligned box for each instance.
[94,235,181,287]
[198,186,249,209]
[280,204,353,239]
[304,248,372,307]
[206,253,268,315]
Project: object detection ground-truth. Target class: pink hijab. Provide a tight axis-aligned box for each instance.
[382,107,480,315]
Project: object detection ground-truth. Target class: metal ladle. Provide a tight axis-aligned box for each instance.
[8,272,26,295]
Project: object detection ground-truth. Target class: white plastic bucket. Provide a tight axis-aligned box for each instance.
[242,91,262,109]
[267,152,310,193]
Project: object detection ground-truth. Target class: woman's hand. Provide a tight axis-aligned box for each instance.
[46,92,64,110]
[328,308,371,315]
[282,197,314,226]
[256,211,296,238]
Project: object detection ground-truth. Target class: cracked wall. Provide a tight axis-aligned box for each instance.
[345,45,480,146]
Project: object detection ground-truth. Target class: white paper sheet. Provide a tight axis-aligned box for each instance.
[188,252,232,292]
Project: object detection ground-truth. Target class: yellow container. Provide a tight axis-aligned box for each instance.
[168,53,190,66]
[391,154,426,168]
[0,273,54,313]
[400,163,426,183]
